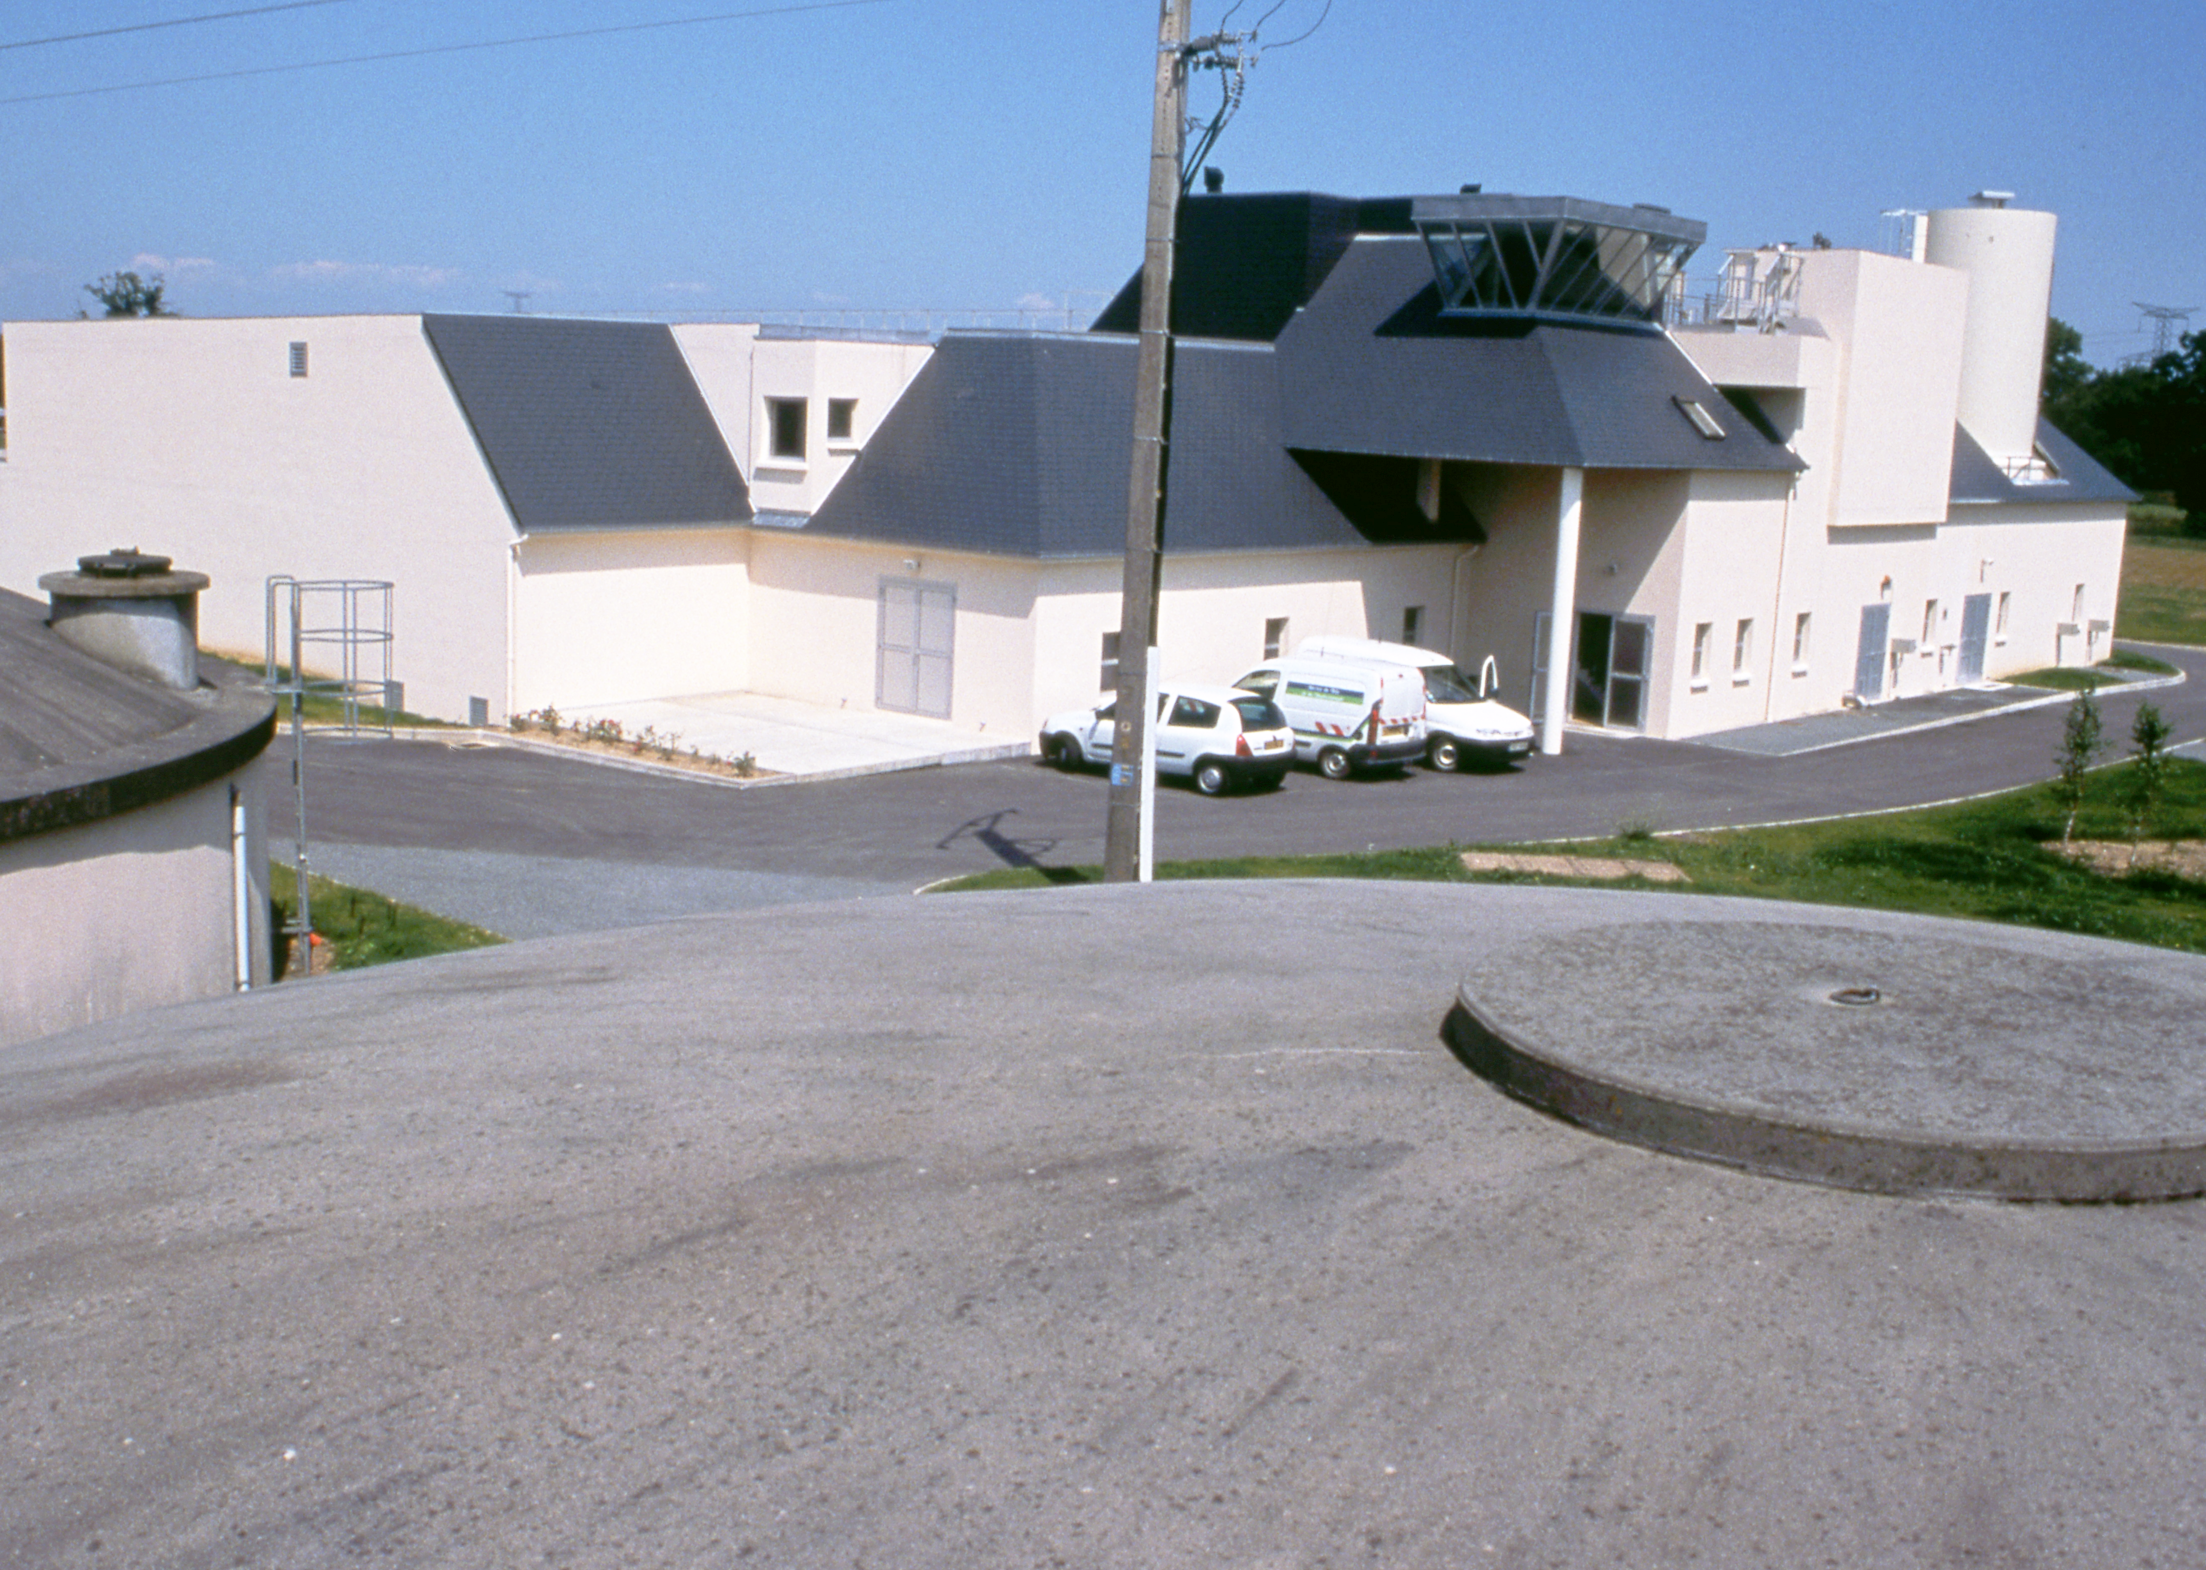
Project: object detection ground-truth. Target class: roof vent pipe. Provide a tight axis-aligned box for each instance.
[40,548,210,690]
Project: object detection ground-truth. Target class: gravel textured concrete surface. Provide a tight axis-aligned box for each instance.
[6,882,2206,1569]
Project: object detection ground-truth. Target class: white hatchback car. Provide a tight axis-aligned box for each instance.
[1040,682,1295,795]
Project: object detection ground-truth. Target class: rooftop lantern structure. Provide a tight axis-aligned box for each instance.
[1410,194,1706,330]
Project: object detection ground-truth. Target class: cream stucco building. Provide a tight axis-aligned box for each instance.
[0,315,930,723]
[0,188,2127,749]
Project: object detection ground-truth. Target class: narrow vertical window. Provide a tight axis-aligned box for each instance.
[766,397,807,461]
[1099,631,1120,693]
[1995,591,2011,639]
[1792,611,1812,668]
[827,398,857,441]
[1263,617,1288,659]
[288,341,309,378]
[2071,584,2087,621]
[1733,618,1753,679]
[1690,622,1711,683]
[1401,606,1423,647]
[1922,599,1938,644]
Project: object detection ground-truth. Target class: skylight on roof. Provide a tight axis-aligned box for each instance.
[1411,194,1705,329]
[1674,397,1726,439]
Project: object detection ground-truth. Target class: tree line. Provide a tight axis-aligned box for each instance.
[2044,318,2205,529]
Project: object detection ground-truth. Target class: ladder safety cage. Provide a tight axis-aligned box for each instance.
[262,576,397,975]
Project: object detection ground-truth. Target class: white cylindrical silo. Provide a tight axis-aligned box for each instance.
[1924,197,2058,471]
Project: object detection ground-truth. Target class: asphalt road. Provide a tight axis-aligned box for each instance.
[301,645,2206,934]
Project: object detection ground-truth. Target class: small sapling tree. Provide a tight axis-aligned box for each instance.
[2125,701,2173,860]
[2055,684,2104,844]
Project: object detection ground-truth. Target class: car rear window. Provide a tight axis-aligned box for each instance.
[1231,696,1286,731]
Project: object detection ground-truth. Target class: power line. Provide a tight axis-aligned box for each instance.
[0,0,894,107]
[0,1,357,53]
[1259,0,1331,50]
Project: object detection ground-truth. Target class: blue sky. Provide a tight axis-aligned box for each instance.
[4,0,2200,366]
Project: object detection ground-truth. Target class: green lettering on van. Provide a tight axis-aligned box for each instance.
[1283,680,1361,705]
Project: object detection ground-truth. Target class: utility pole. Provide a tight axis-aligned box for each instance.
[1103,0,1192,884]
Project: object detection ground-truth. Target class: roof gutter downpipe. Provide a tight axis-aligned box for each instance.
[1446,543,1480,661]
[1763,477,1796,722]
[1539,468,1585,755]
[230,783,254,993]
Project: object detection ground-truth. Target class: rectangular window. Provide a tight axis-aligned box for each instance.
[766,397,807,461]
[1733,617,1753,682]
[288,341,309,378]
[1263,617,1289,659]
[1401,605,1423,647]
[1099,631,1120,693]
[1922,599,1938,644]
[1995,590,2011,641]
[1792,611,1812,670]
[1690,621,1711,685]
[2071,583,2087,621]
[827,398,857,442]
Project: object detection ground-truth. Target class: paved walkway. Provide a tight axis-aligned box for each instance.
[1456,849,1689,882]
[537,688,1031,779]
[1692,660,2185,757]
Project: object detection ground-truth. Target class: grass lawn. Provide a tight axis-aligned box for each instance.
[936,759,2206,954]
[204,652,449,730]
[270,864,504,975]
[2119,535,2206,647]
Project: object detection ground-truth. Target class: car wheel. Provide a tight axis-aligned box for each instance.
[1051,734,1084,770]
[1428,737,1462,772]
[1318,747,1352,781]
[1193,759,1229,796]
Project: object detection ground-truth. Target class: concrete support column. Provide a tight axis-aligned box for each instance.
[1539,466,1584,756]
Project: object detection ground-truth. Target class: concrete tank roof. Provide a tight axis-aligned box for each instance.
[0,586,274,841]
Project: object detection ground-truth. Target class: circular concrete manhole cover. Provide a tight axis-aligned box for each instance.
[1447,918,2206,1201]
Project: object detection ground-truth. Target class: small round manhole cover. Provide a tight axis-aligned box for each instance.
[1829,986,1882,1007]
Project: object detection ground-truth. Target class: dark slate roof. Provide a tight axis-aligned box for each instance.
[802,334,1385,557]
[1273,237,1805,473]
[0,587,274,842]
[1092,192,1414,342]
[1949,419,2137,506]
[421,315,751,532]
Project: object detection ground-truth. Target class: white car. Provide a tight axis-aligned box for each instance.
[1040,682,1295,795]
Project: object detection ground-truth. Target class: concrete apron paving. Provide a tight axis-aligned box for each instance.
[537,688,1032,780]
[8,881,2206,1568]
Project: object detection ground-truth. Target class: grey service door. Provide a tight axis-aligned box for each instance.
[1957,593,1992,685]
[1854,602,1891,702]
[877,579,955,718]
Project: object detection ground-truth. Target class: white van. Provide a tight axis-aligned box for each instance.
[1229,654,1428,779]
[1299,635,1536,770]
